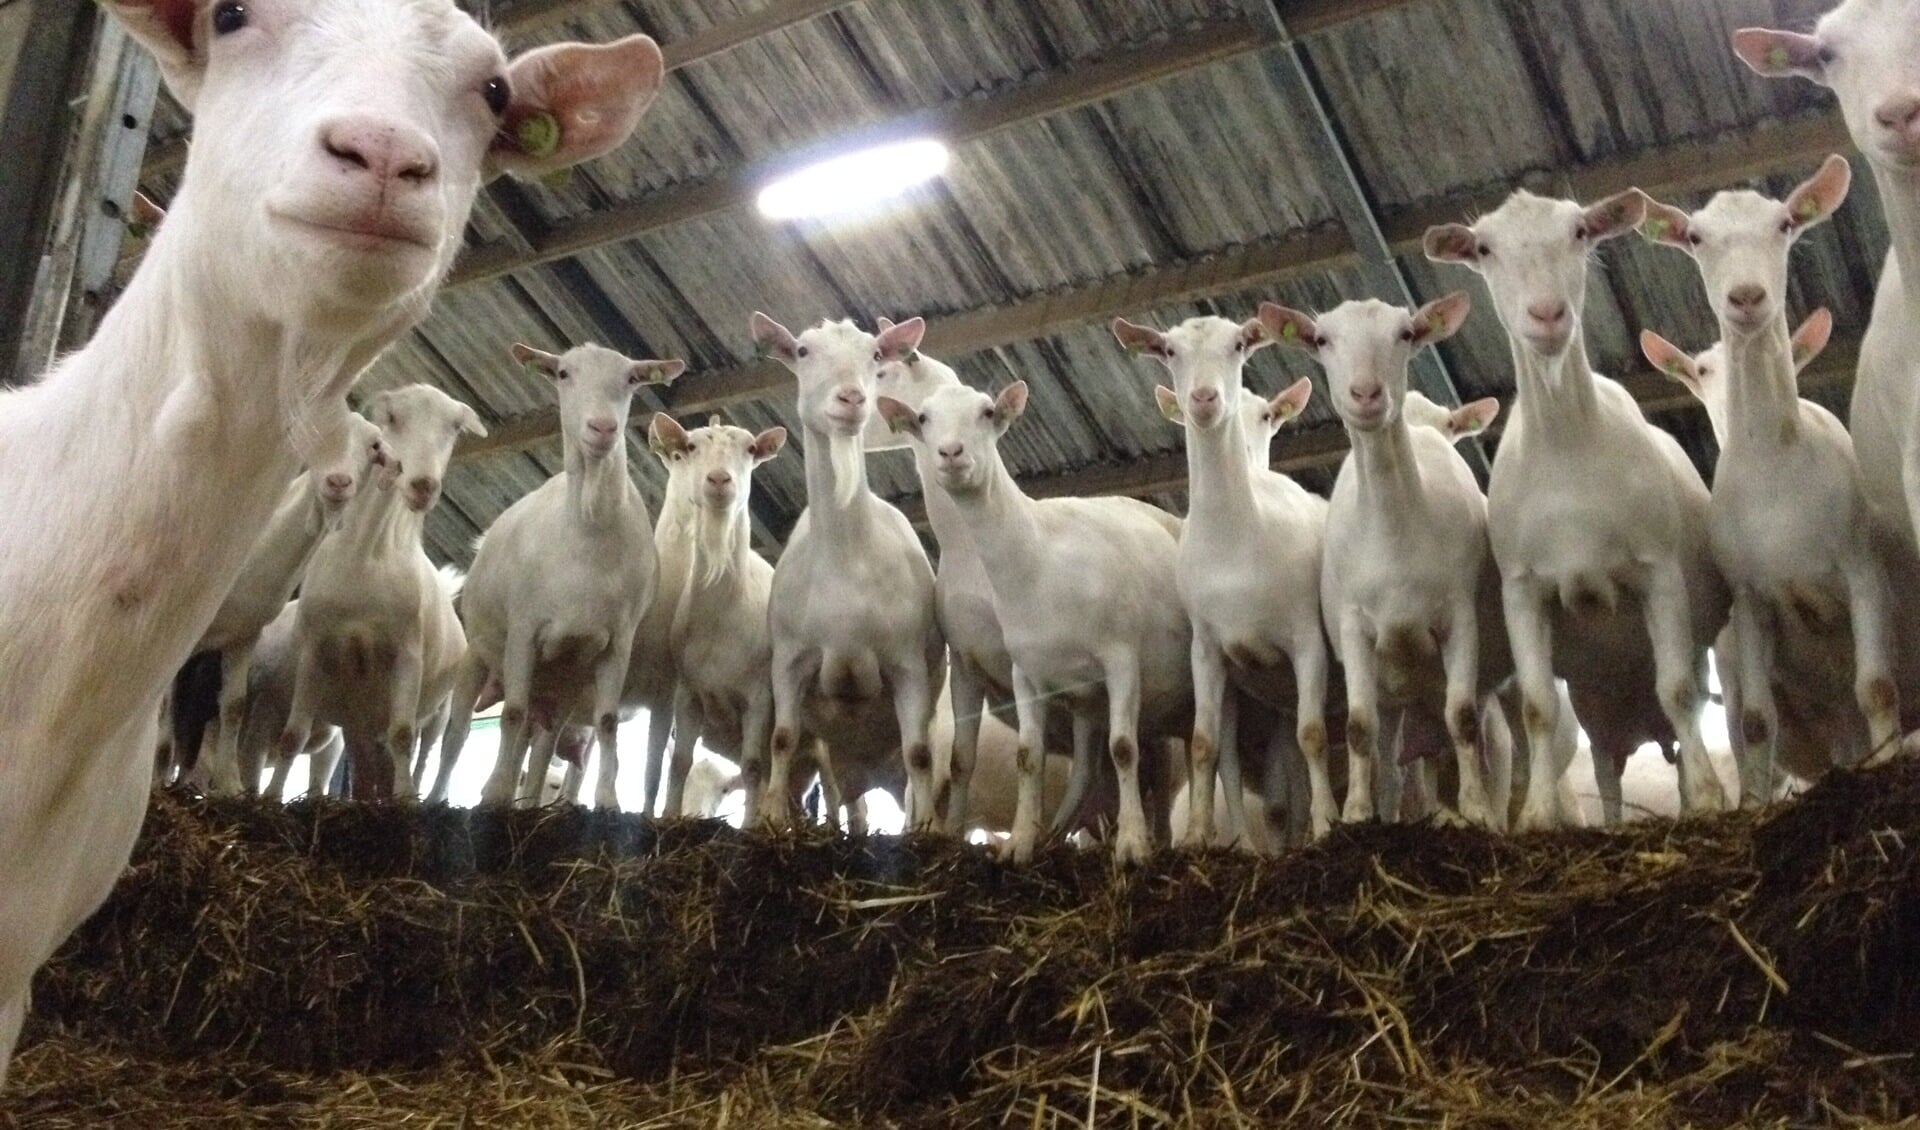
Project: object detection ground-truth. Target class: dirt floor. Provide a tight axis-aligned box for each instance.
[7,762,1920,1128]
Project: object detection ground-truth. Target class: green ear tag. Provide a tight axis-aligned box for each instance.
[1644,217,1669,241]
[1427,312,1446,334]
[1796,196,1822,222]
[516,112,561,158]
[1767,46,1792,70]
[1664,359,1686,377]
[126,221,150,240]
[525,361,545,379]
[1280,321,1298,340]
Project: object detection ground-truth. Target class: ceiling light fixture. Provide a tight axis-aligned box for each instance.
[756,137,950,221]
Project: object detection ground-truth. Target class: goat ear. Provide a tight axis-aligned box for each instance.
[459,405,489,438]
[1270,376,1314,422]
[648,413,691,458]
[1422,223,1479,265]
[1238,316,1273,353]
[128,191,166,237]
[1732,28,1828,82]
[750,312,800,364]
[489,36,666,180]
[1640,329,1701,391]
[1791,307,1834,371]
[1581,189,1646,243]
[1637,194,1694,249]
[1154,385,1184,424]
[104,1,204,106]
[633,358,687,385]
[1409,292,1471,347]
[876,317,897,334]
[1258,302,1321,354]
[1447,397,1501,439]
[992,382,1030,432]
[750,426,788,463]
[875,396,921,437]
[1112,318,1171,359]
[511,343,564,379]
[1786,154,1851,231]
[877,316,927,361]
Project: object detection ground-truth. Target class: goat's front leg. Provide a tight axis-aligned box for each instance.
[480,623,537,806]
[590,647,635,811]
[428,655,487,804]
[641,704,673,817]
[1000,665,1048,864]
[1642,560,1727,814]
[1217,693,1254,852]
[383,644,425,802]
[1102,652,1153,866]
[1336,613,1380,825]
[763,644,812,830]
[945,659,988,834]
[1844,548,1903,766]
[889,654,939,831]
[1183,633,1229,848]
[663,683,701,817]
[1441,597,1494,828]
[278,638,324,771]
[1503,577,1563,830]
[1292,623,1335,839]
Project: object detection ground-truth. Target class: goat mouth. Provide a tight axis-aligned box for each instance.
[274,210,433,253]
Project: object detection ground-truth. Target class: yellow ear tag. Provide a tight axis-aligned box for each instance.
[1427,312,1446,334]
[1795,197,1823,222]
[516,112,561,158]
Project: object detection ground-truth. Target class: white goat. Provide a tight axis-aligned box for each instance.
[172,413,391,794]
[1647,309,1832,448]
[0,0,662,1080]
[1264,294,1521,829]
[862,334,1101,835]
[1112,314,1330,844]
[753,314,946,829]
[1425,189,1731,828]
[280,385,484,799]
[648,414,787,816]
[879,381,1190,864]
[1639,156,1920,786]
[1735,5,1920,552]
[436,343,682,810]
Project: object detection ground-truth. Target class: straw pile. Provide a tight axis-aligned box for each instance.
[8,762,1920,1127]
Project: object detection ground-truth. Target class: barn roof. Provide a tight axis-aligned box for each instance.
[132,0,1869,565]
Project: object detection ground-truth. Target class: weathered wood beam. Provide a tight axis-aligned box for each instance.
[885,339,1862,526]
[446,17,1277,288]
[138,0,864,182]
[453,226,1358,461]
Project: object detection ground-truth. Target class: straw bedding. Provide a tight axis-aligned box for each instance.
[8,762,1919,1127]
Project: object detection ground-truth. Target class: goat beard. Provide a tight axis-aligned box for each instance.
[692,502,741,590]
[828,433,863,509]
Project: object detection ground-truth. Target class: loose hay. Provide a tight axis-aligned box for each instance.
[9,763,1920,1127]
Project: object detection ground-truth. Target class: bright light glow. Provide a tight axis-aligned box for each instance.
[756,138,950,221]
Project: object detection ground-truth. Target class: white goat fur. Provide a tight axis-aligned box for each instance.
[1735,2,1920,555]
[754,315,947,830]
[648,415,786,816]
[1640,158,1920,789]
[436,343,681,810]
[281,385,483,799]
[1425,189,1731,829]
[879,381,1190,865]
[1113,314,1331,845]
[0,0,662,1080]
[1266,295,1522,830]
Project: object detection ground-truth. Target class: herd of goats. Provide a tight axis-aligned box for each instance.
[0,0,1914,1085]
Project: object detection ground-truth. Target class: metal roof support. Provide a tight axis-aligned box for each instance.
[1259,2,1490,476]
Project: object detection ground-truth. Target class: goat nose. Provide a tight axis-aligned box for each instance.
[585,417,617,437]
[1188,388,1219,407]
[324,472,354,494]
[408,475,436,495]
[319,117,439,185]
[1527,300,1568,325]
[835,386,866,407]
[1351,383,1384,405]
[1875,95,1920,137]
[938,442,966,461]
[706,471,733,488]
[1727,284,1766,309]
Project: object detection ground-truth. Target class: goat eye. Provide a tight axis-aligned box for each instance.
[1233,341,1245,353]
[1476,243,1492,258]
[796,346,809,359]
[1573,224,1589,241]
[1817,44,1836,65]
[212,1,249,35]
[1398,328,1414,342]
[1686,231,1704,247]
[917,413,928,426]
[1779,217,1794,234]
[483,77,511,117]
[556,369,570,381]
